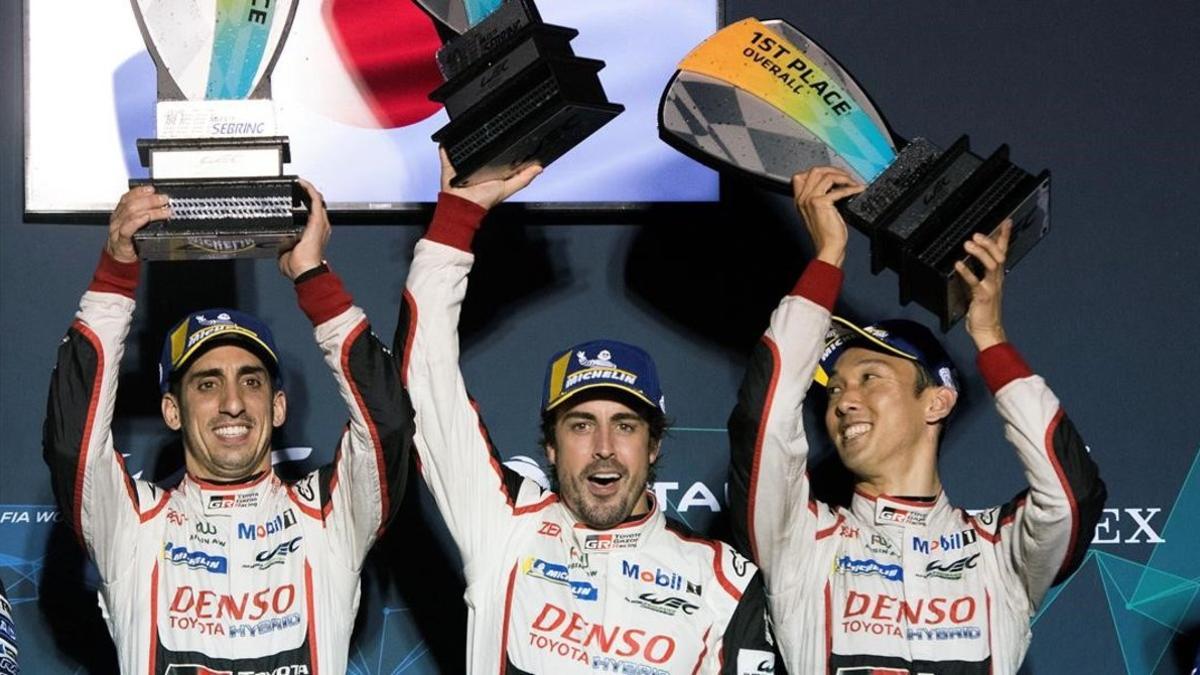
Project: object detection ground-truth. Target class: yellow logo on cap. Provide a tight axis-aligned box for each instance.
[546,351,572,406]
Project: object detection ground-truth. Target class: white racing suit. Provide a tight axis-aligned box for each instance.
[727,260,1106,674]
[43,254,413,674]
[402,194,781,674]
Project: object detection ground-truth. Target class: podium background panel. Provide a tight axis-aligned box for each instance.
[4,1,1199,673]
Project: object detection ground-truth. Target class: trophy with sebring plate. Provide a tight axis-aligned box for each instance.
[659,18,1051,330]
[128,0,307,260]
[415,0,625,187]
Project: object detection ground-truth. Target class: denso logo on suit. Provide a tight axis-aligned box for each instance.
[526,602,675,670]
[166,584,299,638]
[840,591,979,641]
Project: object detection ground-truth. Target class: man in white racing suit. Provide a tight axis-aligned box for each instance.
[43,182,413,674]
[401,153,781,674]
[727,168,1106,674]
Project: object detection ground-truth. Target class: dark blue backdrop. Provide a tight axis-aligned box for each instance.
[2,2,1198,673]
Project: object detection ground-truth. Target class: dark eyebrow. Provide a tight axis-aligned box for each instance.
[184,367,224,383]
[185,364,268,383]
[237,365,269,378]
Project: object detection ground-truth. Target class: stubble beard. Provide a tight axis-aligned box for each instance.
[556,462,644,530]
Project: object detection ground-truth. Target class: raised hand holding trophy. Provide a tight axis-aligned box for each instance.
[660,19,1050,330]
[129,0,306,260]
[416,0,625,186]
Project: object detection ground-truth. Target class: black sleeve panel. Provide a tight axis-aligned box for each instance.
[719,570,788,675]
[42,324,135,542]
[727,337,778,563]
[1049,413,1106,584]
[339,322,416,533]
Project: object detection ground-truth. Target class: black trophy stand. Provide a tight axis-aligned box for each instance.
[429,0,624,187]
[842,136,1051,330]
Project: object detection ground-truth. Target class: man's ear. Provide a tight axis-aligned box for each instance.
[925,387,958,425]
[272,390,287,428]
[162,393,182,431]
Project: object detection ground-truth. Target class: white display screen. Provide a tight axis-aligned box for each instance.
[24,0,720,216]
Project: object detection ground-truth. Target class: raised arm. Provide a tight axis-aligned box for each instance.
[401,153,542,569]
[42,187,171,580]
[727,169,864,589]
[956,223,1107,611]
[278,180,415,566]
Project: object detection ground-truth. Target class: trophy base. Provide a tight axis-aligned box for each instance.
[137,136,290,180]
[434,0,547,79]
[843,136,1051,330]
[433,56,623,187]
[129,177,306,261]
[429,0,622,187]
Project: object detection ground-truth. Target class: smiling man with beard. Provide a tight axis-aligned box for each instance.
[399,151,781,674]
[43,181,413,673]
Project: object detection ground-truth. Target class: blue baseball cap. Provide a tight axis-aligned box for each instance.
[815,316,958,392]
[159,308,281,394]
[542,339,666,414]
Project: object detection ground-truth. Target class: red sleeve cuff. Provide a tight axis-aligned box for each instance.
[424,192,487,252]
[978,343,1034,394]
[295,267,353,326]
[89,249,140,298]
[790,260,843,312]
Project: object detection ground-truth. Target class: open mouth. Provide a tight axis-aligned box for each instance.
[586,472,622,496]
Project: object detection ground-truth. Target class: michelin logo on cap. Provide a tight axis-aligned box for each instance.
[184,323,247,351]
[564,349,639,391]
[196,312,233,326]
[577,349,616,368]
[543,339,666,413]
[568,349,638,388]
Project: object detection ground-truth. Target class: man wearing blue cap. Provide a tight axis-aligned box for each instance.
[43,182,414,673]
[727,167,1106,674]
[398,152,780,673]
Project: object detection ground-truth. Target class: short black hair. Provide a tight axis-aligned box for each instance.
[909,361,953,444]
[912,362,936,395]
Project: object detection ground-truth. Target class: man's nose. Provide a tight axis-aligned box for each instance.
[835,388,861,416]
[592,426,615,458]
[220,384,246,416]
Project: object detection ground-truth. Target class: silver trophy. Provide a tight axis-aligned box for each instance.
[129,0,306,261]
